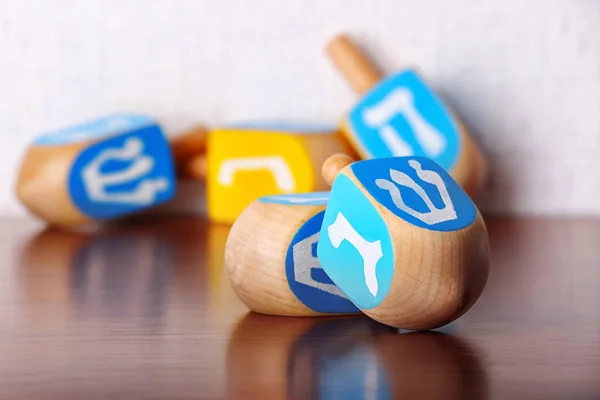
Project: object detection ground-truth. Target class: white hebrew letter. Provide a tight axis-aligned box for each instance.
[81,137,169,205]
[218,156,295,192]
[327,213,383,297]
[363,87,445,157]
[293,232,348,298]
[375,160,457,225]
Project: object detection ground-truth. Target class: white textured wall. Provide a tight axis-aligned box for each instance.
[2,0,600,217]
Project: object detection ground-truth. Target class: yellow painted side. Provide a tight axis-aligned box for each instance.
[207,129,315,224]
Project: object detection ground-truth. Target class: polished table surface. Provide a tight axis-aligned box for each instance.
[1,215,599,399]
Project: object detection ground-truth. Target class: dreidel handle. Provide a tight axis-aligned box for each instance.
[169,125,208,180]
[183,154,207,181]
[322,153,354,186]
[326,34,383,96]
[170,125,207,165]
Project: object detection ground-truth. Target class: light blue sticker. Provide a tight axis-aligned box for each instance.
[35,114,155,146]
[348,69,461,170]
[285,211,359,313]
[352,156,476,231]
[223,121,336,134]
[317,174,394,310]
[260,192,330,205]
[68,124,176,219]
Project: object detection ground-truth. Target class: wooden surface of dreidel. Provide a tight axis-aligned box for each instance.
[186,123,354,224]
[317,154,490,330]
[225,191,361,316]
[16,115,206,227]
[326,34,487,198]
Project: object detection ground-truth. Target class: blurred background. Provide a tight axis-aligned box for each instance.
[3,0,600,218]
[2,2,600,398]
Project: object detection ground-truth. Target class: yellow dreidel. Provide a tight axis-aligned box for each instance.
[326,34,487,198]
[183,123,355,224]
[225,190,360,316]
[317,153,490,330]
[16,114,207,228]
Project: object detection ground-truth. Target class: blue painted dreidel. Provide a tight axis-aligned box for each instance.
[225,191,360,316]
[326,34,487,199]
[317,154,490,330]
[16,114,177,227]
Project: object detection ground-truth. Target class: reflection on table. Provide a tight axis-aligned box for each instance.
[227,313,488,399]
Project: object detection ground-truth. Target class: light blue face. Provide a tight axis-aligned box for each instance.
[347,69,461,171]
[68,123,176,219]
[285,210,359,313]
[317,174,395,310]
[35,114,155,145]
[260,192,329,205]
[352,156,476,231]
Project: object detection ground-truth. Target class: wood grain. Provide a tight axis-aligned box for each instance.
[1,215,599,398]
[326,34,383,96]
[225,200,328,316]
[16,141,92,226]
[327,167,490,330]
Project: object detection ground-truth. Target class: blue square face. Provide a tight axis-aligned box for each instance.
[317,174,395,310]
[351,156,476,231]
[347,70,461,171]
[68,124,176,219]
[284,210,360,313]
[35,114,155,145]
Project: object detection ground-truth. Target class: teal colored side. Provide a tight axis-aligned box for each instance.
[317,174,394,310]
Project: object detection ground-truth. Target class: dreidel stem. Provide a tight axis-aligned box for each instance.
[326,34,383,96]
[322,153,354,186]
[184,154,208,181]
[170,125,208,166]
[169,125,208,180]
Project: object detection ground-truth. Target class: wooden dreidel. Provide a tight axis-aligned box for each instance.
[16,114,180,227]
[184,123,354,224]
[225,191,360,316]
[326,34,487,198]
[317,154,490,330]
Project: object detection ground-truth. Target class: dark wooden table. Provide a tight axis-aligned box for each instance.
[1,215,599,399]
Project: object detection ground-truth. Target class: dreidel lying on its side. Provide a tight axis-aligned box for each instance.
[225,191,360,316]
[326,34,487,198]
[183,123,355,224]
[317,153,490,330]
[16,114,207,227]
